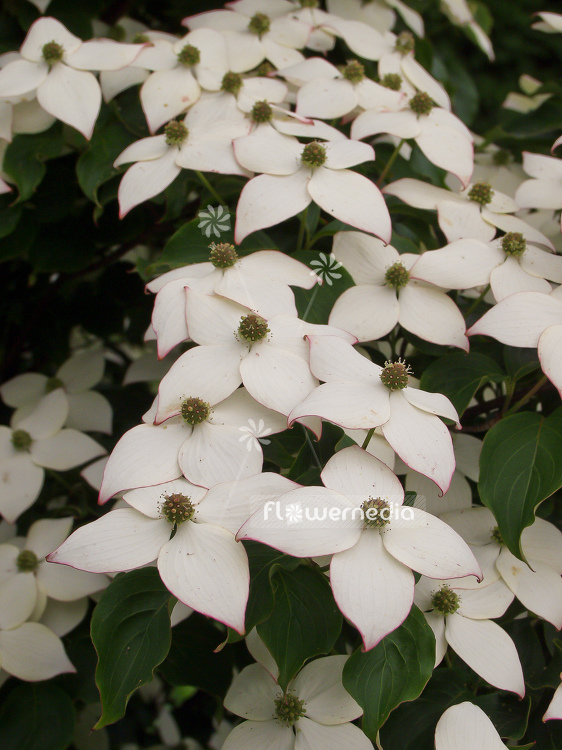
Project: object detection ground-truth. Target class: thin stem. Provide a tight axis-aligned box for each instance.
[46,469,76,493]
[297,206,308,252]
[375,730,384,750]
[195,171,225,205]
[303,426,323,471]
[302,284,320,322]
[362,428,375,450]
[501,378,516,416]
[464,284,490,317]
[507,374,548,415]
[376,139,405,187]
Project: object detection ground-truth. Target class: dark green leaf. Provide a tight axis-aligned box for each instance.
[3,123,64,201]
[503,346,540,381]
[90,568,173,728]
[478,408,562,559]
[257,564,342,689]
[343,606,435,739]
[0,683,75,750]
[474,693,530,741]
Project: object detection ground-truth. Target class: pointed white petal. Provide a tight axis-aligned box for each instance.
[521,518,562,573]
[438,201,496,244]
[0,574,37,629]
[37,64,101,139]
[39,598,88,637]
[221,720,293,750]
[17,389,68,440]
[382,178,455,210]
[398,283,469,350]
[435,701,507,750]
[68,41,143,71]
[295,718,372,750]
[406,470,471,516]
[239,250,316,289]
[490,256,551,302]
[520,245,562,284]
[210,387,288,436]
[332,231,398,284]
[26,517,73,558]
[290,381,390,430]
[140,68,200,133]
[0,373,47,408]
[544,683,562,722]
[37,561,108,601]
[0,59,48,97]
[118,149,181,218]
[321,445,403,505]
[538,324,562,398]
[21,18,82,61]
[0,622,75,681]
[467,291,562,345]
[352,110,420,141]
[329,285,399,342]
[307,335,379,383]
[123,477,206,519]
[516,178,562,210]
[416,109,473,187]
[0,455,44,523]
[293,655,362,723]
[224,662,279,720]
[401,387,460,424]
[296,78,357,119]
[185,290,247,346]
[233,126,302,175]
[30,429,105,470]
[114,135,168,167]
[66,391,112,434]
[456,579,514,619]
[439,507,498,547]
[401,57,451,110]
[410,239,501,289]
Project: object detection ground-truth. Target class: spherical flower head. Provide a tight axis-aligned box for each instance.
[341,60,365,84]
[385,261,410,289]
[238,314,270,343]
[160,492,195,524]
[381,73,402,91]
[380,359,412,390]
[45,376,64,393]
[274,692,307,726]
[209,242,239,268]
[17,549,39,572]
[164,121,189,147]
[468,182,494,205]
[253,61,276,77]
[410,92,434,116]
[251,100,273,123]
[431,585,461,615]
[395,31,415,55]
[491,525,504,545]
[501,232,526,257]
[248,13,271,37]
[301,142,327,168]
[362,497,391,529]
[181,397,210,425]
[177,44,200,67]
[221,71,243,96]
[42,41,64,65]
[11,429,32,451]
[132,33,149,44]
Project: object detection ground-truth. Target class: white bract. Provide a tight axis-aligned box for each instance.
[515,150,562,230]
[435,702,508,750]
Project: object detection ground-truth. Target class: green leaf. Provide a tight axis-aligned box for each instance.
[343,606,435,739]
[90,568,173,729]
[257,564,343,690]
[503,346,540,381]
[420,351,504,416]
[474,693,530,741]
[3,123,64,201]
[0,683,75,750]
[478,408,562,559]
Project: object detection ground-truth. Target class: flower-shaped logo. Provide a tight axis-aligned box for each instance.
[239,419,272,452]
[198,205,231,238]
[309,253,343,286]
[285,503,303,525]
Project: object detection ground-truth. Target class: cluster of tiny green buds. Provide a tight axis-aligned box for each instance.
[301,141,327,168]
[362,497,391,528]
[491,526,504,545]
[395,31,415,55]
[251,100,273,123]
[42,41,64,65]
[238,314,270,343]
[164,120,189,147]
[431,585,461,615]
[340,60,365,83]
[253,61,276,77]
[209,242,238,268]
[381,73,402,91]
[181,397,211,425]
[468,182,494,205]
[221,71,243,96]
[410,92,434,116]
[45,376,64,393]
[380,359,412,390]
[274,693,307,726]
[132,33,149,44]
[248,12,270,37]
[160,493,195,525]
[385,261,410,289]
[17,549,39,572]
[11,429,32,451]
[177,44,200,67]
[501,232,526,257]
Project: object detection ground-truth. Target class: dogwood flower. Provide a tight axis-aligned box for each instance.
[0,618,75,682]
[544,677,562,721]
[0,17,144,138]
[239,446,480,648]
[326,0,424,37]
[532,12,562,33]
[467,288,562,398]
[435,702,509,749]
[290,336,460,492]
[439,0,494,60]
[233,127,391,243]
[222,656,371,750]
[415,574,524,695]
[515,150,562,230]
[328,230,469,349]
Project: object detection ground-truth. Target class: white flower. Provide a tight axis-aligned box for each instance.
[435,702,509,749]
[439,0,494,60]
[515,150,562,231]
[0,619,75,682]
[544,676,562,722]
[532,12,562,33]
[326,0,424,37]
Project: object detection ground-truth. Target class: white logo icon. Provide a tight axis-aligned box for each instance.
[309,252,343,286]
[238,419,272,452]
[285,503,303,525]
[198,205,231,237]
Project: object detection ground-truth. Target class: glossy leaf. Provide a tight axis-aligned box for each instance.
[3,123,64,202]
[0,684,75,750]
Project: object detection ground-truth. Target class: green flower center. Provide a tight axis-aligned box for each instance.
[274,692,307,726]
[45,376,64,393]
[253,61,276,77]
[177,44,200,67]
[238,314,270,343]
[221,71,243,96]
[11,429,32,451]
[301,141,327,168]
[380,359,412,390]
[395,31,415,55]
[160,493,195,524]
[42,41,64,64]
[210,242,238,268]
[362,497,391,528]
[341,60,365,84]
[248,13,271,37]
[431,585,460,615]
[251,100,273,123]
[381,73,402,91]
[181,397,210,425]
[17,549,39,572]
[468,182,494,205]
[491,525,504,545]
[410,92,434,116]
[385,261,410,289]
[164,121,189,147]
[501,232,526,257]
[132,33,149,44]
